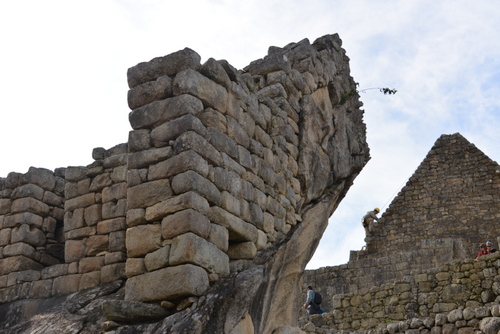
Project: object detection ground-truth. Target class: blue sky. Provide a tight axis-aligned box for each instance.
[1,1,499,268]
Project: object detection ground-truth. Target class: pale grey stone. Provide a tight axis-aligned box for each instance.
[170,232,229,276]
[173,68,228,112]
[171,170,221,206]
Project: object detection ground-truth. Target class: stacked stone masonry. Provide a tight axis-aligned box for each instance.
[305,134,500,305]
[300,252,500,334]
[0,34,367,310]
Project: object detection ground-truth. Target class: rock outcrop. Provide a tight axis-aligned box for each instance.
[0,33,368,333]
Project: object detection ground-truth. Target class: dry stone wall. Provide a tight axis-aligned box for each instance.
[300,252,500,333]
[304,134,500,310]
[0,167,65,300]
[0,33,371,333]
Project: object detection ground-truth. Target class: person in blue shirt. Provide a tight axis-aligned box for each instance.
[303,286,319,315]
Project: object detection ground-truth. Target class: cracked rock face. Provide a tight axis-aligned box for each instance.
[0,34,368,334]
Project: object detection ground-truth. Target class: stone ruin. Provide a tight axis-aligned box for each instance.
[0,34,370,333]
[2,32,498,333]
[302,133,500,333]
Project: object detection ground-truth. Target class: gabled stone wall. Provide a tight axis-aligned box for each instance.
[303,134,500,332]
[365,133,500,260]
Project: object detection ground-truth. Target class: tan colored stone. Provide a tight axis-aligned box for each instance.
[206,207,258,243]
[79,271,101,290]
[64,193,95,212]
[11,197,50,216]
[125,264,209,302]
[65,239,86,263]
[227,312,255,334]
[126,224,162,257]
[52,274,81,296]
[170,232,229,276]
[105,251,126,265]
[208,223,229,252]
[126,258,146,278]
[144,246,170,272]
[79,256,105,273]
[161,209,210,240]
[65,226,96,240]
[227,242,257,260]
[101,263,126,283]
[97,218,126,234]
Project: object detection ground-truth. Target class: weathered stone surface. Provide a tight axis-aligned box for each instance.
[148,149,209,182]
[11,224,46,246]
[127,75,173,110]
[102,300,170,323]
[479,317,500,334]
[169,232,229,276]
[4,212,43,228]
[11,197,50,216]
[208,223,229,252]
[97,217,126,234]
[3,242,36,259]
[101,263,126,283]
[127,48,201,88]
[151,114,207,148]
[65,239,86,263]
[207,206,258,242]
[128,146,172,169]
[126,258,146,278]
[145,191,210,222]
[52,274,81,296]
[85,235,109,256]
[0,198,12,215]
[126,224,162,258]
[173,131,223,166]
[227,241,257,260]
[11,184,44,201]
[78,256,105,273]
[144,246,169,272]
[173,68,228,112]
[125,264,209,302]
[129,94,204,130]
[171,170,221,206]
[161,209,210,240]
[127,179,172,209]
